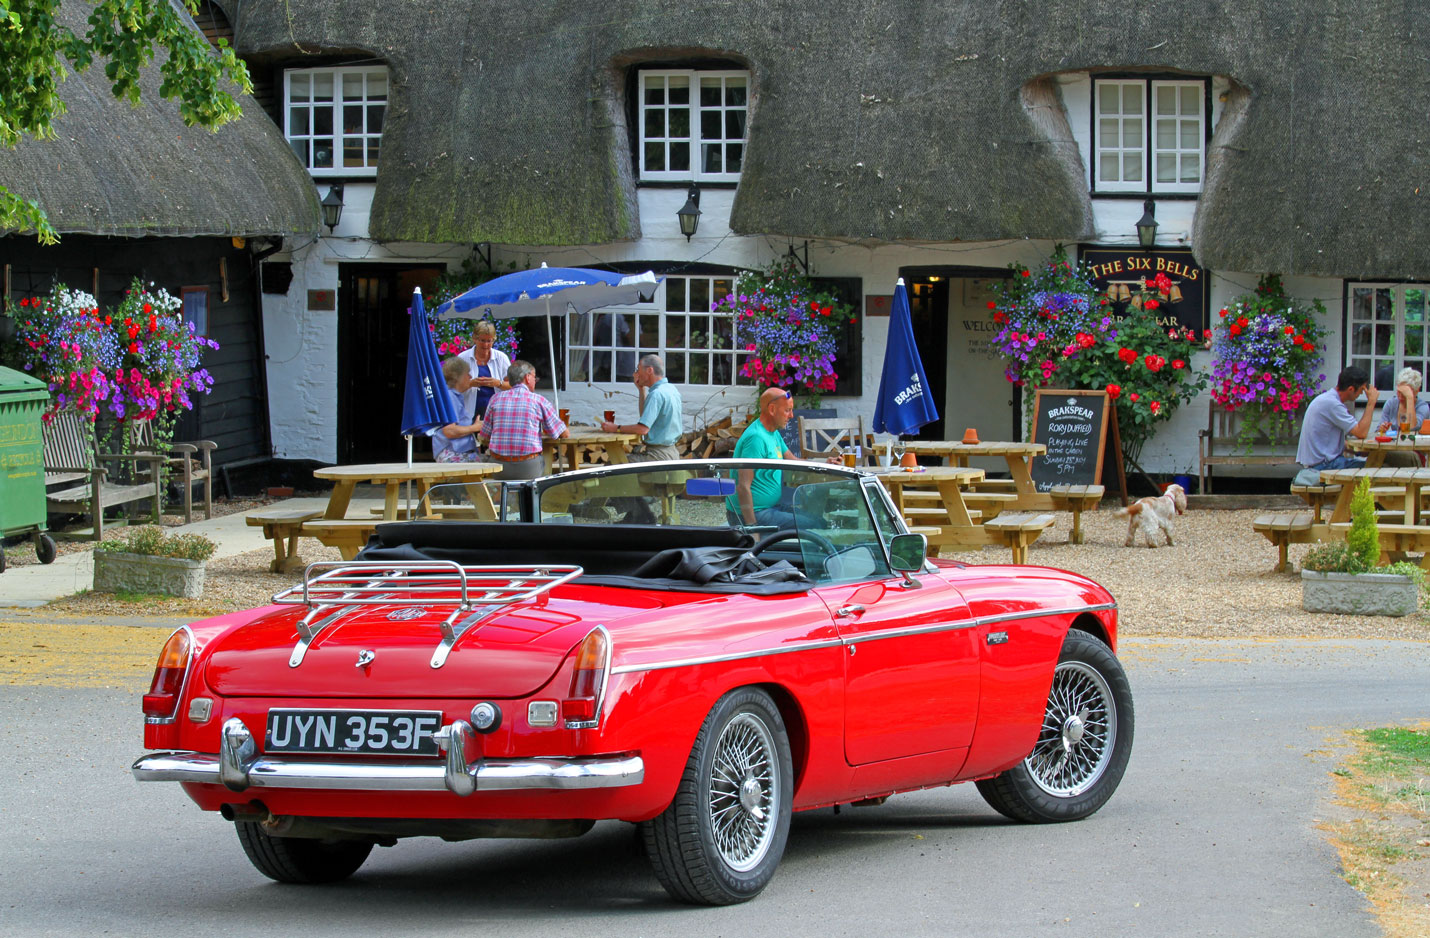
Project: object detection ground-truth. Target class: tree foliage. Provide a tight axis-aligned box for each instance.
[0,0,252,242]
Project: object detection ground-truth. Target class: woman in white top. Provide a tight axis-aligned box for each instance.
[457,320,512,420]
[1377,366,1430,433]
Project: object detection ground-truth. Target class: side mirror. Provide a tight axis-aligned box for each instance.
[888,533,927,574]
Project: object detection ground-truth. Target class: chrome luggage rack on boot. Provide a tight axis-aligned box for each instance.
[272,561,584,669]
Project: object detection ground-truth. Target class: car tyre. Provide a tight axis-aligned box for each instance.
[640,687,793,905]
[976,630,1134,823]
[234,821,373,884]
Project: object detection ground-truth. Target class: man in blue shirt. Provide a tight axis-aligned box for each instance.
[1293,366,1377,484]
[601,354,683,462]
[726,387,803,528]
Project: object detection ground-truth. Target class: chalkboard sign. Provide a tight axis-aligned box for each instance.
[1030,389,1111,492]
[783,407,836,455]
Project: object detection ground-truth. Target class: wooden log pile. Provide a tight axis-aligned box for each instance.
[678,414,743,459]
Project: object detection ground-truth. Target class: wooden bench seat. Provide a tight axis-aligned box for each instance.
[901,506,983,524]
[1048,484,1105,544]
[1199,403,1301,493]
[302,519,383,560]
[1289,483,1340,523]
[247,509,321,572]
[980,512,1056,564]
[1252,511,1322,571]
[968,478,1018,493]
[43,410,163,540]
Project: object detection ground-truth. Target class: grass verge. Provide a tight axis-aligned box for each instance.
[1324,723,1430,938]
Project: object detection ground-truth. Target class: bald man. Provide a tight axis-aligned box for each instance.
[726,387,802,527]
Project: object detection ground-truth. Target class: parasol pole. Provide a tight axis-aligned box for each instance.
[404,433,414,517]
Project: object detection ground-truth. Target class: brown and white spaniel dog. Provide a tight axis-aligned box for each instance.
[1118,483,1187,548]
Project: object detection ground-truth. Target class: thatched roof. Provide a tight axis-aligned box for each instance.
[223,0,1430,278]
[0,1,319,239]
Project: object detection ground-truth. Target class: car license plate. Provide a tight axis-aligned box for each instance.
[265,708,443,756]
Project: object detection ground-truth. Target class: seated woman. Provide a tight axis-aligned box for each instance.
[1377,367,1430,466]
[429,356,484,462]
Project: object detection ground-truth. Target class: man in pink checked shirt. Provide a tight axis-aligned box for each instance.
[479,360,569,483]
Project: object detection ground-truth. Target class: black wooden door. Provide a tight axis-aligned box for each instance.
[905,277,949,441]
[337,264,443,464]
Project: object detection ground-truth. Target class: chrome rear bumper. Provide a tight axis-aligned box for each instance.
[132,718,642,797]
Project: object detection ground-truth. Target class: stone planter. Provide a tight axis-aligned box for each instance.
[1301,570,1418,617]
[93,550,205,599]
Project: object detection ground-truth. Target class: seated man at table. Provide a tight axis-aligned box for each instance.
[1294,366,1377,485]
[479,360,568,482]
[726,387,805,529]
[601,353,683,463]
[429,357,485,463]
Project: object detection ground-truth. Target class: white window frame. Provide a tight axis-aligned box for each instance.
[284,66,388,177]
[1346,283,1430,393]
[1093,77,1205,195]
[566,275,750,386]
[638,69,748,183]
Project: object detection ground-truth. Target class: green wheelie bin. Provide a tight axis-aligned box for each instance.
[0,366,57,573]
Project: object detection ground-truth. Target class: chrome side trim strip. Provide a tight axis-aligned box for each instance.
[610,602,1117,674]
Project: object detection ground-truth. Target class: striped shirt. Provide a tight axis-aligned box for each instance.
[479,384,567,457]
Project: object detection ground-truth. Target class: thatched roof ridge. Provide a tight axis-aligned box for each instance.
[0,1,319,239]
[226,0,1430,277]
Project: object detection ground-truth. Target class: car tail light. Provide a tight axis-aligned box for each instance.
[562,626,610,726]
[142,629,192,720]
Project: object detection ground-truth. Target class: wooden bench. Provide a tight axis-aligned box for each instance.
[1198,403,1301,494]
[1289,483,1340,523]
[1048,484,1105,544]
[246,509,321,572]
[1252,510,1321,572]
[129,420,217,525]
[301,519,383,560]
[980,512,1056,564]
[42,411,164,540]
[1327,522,1430,568]
[904,488,1016,522]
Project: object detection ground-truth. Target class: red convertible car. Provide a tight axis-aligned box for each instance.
[133,459,1132,905]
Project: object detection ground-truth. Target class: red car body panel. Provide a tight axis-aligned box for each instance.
[144,558,1116,823]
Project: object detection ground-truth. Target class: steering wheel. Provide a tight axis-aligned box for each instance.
[749,528,837,558]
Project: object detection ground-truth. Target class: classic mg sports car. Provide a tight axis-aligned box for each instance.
[133,459,1133,905]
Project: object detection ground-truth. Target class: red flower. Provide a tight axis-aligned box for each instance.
[986,301,996,310]
[1172,359,1185,369]
[1284,326,1295,335]
[142,302,152,314]
[1129,392,1140,402]
[1150,401,1162,414]
[1117,347,1138,364]
[993,312,1007,324]
[1144,354,1165,372]
[1144,299,1160,310]
[1219,308,1228,318]
[1020,270,1031,278]
[18,297,28,307]
[1105,383,1121,399]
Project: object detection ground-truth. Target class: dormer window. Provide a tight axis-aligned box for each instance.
[638,69,748,182]
[1093,78,1206,194]
[284,66,388,176]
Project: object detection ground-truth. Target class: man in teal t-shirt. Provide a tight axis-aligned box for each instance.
[727,387,800,527]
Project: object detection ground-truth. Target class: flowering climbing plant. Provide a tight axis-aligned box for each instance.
[714,256,855,403]
[1208,273,1326,446]
[426,263,520,359]
[989,248,1208,454]
[8,279,218,423]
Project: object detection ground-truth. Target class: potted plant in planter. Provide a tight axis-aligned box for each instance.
[93,526,216,599]
[1300,478,1422,616]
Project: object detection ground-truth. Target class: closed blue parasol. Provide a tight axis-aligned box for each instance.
[872,279,939,437]
[401,287,460,442]
[435,264,660,409]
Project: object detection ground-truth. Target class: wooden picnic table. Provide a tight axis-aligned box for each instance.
[1346,434,1430,468]
[876,440,1071,508]
[1319,465,1430,524]
[544,428,641,474]
[867,465,1056,563]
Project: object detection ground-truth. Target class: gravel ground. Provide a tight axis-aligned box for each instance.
[27,501,1430,641]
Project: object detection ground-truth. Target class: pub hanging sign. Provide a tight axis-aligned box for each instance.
[1078,246,1208,333]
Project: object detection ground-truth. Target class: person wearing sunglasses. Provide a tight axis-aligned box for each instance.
[727,387,801,528]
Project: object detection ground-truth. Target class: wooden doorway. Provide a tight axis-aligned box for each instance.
[337,264,443,464]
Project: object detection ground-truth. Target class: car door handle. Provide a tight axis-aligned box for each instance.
[835,604,866,617]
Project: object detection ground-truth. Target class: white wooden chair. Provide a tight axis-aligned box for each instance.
[797,416,874,464]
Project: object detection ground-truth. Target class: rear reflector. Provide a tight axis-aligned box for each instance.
[563,627,609,726]
[142,629,192,719]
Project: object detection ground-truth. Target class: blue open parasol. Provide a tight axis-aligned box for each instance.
[400,286,460,464]
[872,278,939,439]
[435,263,660,409]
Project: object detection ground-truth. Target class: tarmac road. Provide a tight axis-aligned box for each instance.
[1,628,1425,937]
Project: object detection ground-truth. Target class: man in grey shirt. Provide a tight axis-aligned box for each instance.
[1293,366,1377,484]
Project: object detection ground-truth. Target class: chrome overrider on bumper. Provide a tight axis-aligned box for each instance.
[132,718,644,797]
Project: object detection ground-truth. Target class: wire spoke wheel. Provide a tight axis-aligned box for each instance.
[707,712,778,872]
[1025,660,1115,796]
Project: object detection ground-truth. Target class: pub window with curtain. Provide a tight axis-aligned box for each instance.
[181,286,208,336]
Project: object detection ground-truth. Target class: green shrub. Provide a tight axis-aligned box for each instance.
[97,526,216,563]
[1301,542,1357,573]
[1345,478,1380,572]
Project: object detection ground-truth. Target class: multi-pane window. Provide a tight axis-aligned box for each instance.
[638,70,747,182]
[1348,284,1430,392]
[285,67,388,175]
[566,275,746,385]
[1094,78,1205,194]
